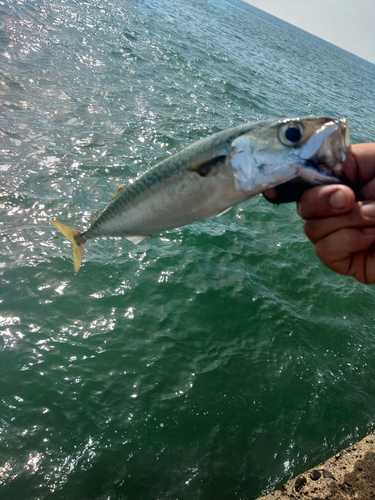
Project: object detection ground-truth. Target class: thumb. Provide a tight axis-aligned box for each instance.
[297,185,355,219]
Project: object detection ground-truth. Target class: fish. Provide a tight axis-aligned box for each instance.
[52,116,349,272]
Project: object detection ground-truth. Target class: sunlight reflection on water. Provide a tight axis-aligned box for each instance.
[1,0,375,498]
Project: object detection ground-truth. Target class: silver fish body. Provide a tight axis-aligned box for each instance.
[52,116,349,272]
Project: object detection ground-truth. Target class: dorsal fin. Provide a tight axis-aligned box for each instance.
[111,185,127,200]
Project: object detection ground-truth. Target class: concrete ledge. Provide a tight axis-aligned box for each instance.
[257,432,375,499]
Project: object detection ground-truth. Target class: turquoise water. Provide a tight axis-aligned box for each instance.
[1,0,375,498]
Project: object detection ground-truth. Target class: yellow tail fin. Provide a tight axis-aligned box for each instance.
[52,220,85,273]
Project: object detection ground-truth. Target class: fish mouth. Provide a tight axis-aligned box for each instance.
[297,117,350,185]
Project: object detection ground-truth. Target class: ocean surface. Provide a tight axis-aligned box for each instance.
[1,0,375,498]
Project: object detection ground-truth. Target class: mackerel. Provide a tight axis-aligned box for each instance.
[52,116,349,272]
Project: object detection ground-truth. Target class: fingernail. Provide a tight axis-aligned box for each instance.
[361,202,375,219]
[329,190,347,209]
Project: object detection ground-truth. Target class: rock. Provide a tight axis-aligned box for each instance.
[294,475,307,492]
[257,431,375,500]
[322,469,336,479]
[310,469,321,480]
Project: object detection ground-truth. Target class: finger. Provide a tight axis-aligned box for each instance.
[357,177,375,200]
[297,184,355,220]
[343,143,375,185]
[263,144,375,205]
[315,229,375,284]
[263,188,277,200]
[263,183,311,204]
[304,201,375,243]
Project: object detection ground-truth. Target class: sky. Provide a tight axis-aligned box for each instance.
[243,0,375,64]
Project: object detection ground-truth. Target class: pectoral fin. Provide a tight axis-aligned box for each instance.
[216,206,232,217]
[189,156,225,177]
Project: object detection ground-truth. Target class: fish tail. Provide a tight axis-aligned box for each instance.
[52,220,85,273]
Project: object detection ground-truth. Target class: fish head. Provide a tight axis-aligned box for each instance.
[229,116,349,193]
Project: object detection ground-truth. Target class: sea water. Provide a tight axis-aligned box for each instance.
[1,0,375,498]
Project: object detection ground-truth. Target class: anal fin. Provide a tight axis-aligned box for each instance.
[126,235,146,244]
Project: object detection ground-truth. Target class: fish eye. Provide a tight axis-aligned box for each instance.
[278,122,304,146]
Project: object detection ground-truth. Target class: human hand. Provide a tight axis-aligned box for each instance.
[265,144,375,283]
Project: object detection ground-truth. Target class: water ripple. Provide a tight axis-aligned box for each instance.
[1,0,375,498]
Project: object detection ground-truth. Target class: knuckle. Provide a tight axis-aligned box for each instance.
[303,220,317,242]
